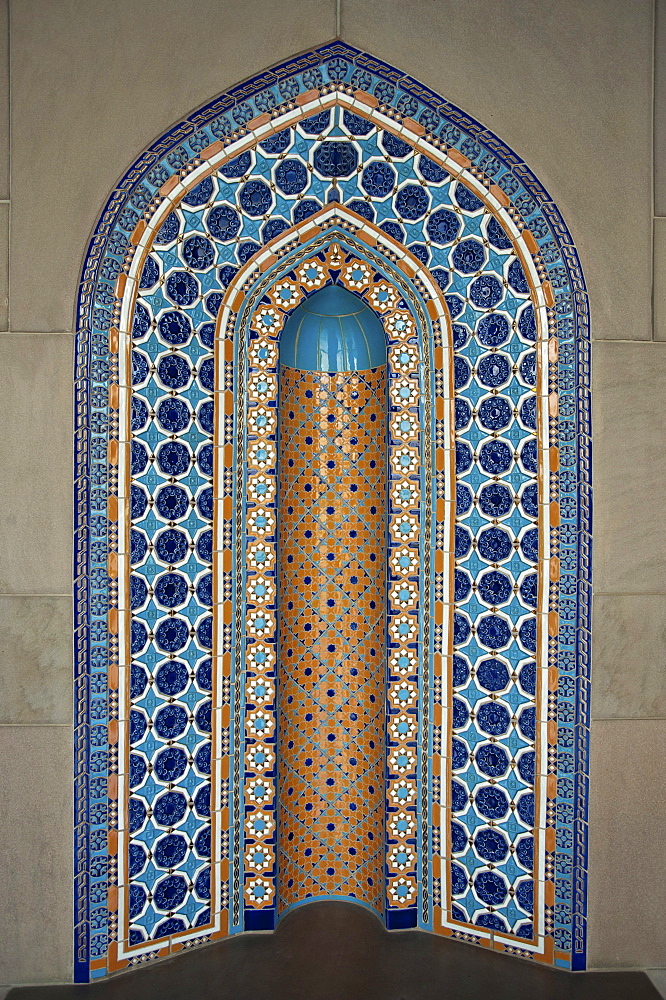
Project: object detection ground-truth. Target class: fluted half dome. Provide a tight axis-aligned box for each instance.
[279,284,386,372]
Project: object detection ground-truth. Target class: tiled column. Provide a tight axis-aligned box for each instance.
[276,365,387,915]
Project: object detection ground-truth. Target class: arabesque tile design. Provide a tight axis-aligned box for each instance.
[74,42,591,982]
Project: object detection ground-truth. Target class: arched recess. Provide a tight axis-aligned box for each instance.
[74,42,591,983]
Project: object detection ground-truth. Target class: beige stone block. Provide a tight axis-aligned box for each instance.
[648,970,666,997]
[0,596,72,724]
[343,0,653,341]
[592,342,666,593]
[0,0,7,201]
[654,217,666,342]
[0,202,7,331]
[587,719,666,969]
[655,0,666,217]
[0,725,73,983]
[0,335,73,594]
[592,596,666,720]
[9,0,335,332]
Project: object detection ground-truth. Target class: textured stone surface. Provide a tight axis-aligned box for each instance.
[655,0,666,217]
[0,597,72,724]
[0,0,7,201]
[0,726,73,984]
[654,218,666,342]
[0,202,7,331]
[587,719,666,969]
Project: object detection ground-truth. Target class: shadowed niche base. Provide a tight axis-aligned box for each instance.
[7,902,661,1000]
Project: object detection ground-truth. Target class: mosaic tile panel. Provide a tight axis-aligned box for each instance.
[74,41,590,982]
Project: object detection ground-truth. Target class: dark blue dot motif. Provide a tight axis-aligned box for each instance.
[508,257,529,293]
[130,662,148,698]
[128,883,147,920]
[521,527,539,563]
[130,484,148,520]
[128,797,147,834]
[452,323,470,348]
[455,525,472,559]
[208,204,241,241]
[154,617,189,653]
[516,880,534,914]
[155,917,186,937]
[153,746,188,783]
[156,398,191,433]
[454,569,472,602]
[451,862,467,896]
[155,527,189,564]
[477,701,511,736]
[194,909,211,928]
[477,614,512,650]
[139,255,159,289]
[477,313,510,347]
[197,443,214,477]
[183,235,215,270]
[196,572,213,607]
[300,111,331,134]
[395,184,429,220]
[427,208,460,245]
[451,905,467,923]
[132,303,150,337]
[518,303,537,342]
[262,218,289,242]
[380,220,404,242]
[431,267,450,291]
[130,575,148,610]
[476,914,507,932]
[452,737,468,769]
[455,183,484,212]
[455,441,473,474]
[476,658,510,692]
[520,438,538,474]
[131,396,149,432]
[196,658,212,692]
[486,216,512,250]
[183,176,214,206]
[477,353,511,388]
[154,874,188,912]
[196,615,213,649]
[475,785,510,820]
[452,696,469,729]
[194,868,211,901]
[237,240,261,264]
[456,483,473,516]
[451,821,467,853]
[260,130,291,154]
[452,654,470,687]
[275,158,308,195]
[518,660,537,696]
[155,484,189,520]
[154,572,189,608]
[519,574,538,609]
[479,440,513,476]
[516,835,534,870]
[195,699,212,734]
[129,708,147,744]
[194,783,211,818]
[131,350,149,386]
[361,161,396,197]
[293,199,322,223]
[157,353,190,389]
[198,357,215,391]
[346,199,375,222]
[478,526,513,563]
[451,779,468,812]
[452,239,485,274]
[475,828,509,862]
[517,750,536,785]
[519,351,537,386]
[475,871,508,906]
[196,400,214,436]
[218,151,251,178]
[478,570,513,606]
[453,612,471,646]
[519,395,537,430]
[478,395,512,430]
[153,790,188,827]
[156,441,191,477]
[154,833,188,869]
[158,310,192,345]
[314,142,359,178]
[130,621,147,656]
[470,274,503,309]
[128,842,148,878]
[197,529,213,564]
[455,399,472,431]
[520,482,539,519]
[454,356,472,389]
[478,483,513,518]
[154,703,188,740]
[197,486,213,521]
[517,791,535,827]
[155,212,179,244]
[129,753,147,789]
[218,265,239,289]
[518,705,536,742]
[408,242,430,265]
[194,741,211,774]
[418,155,448,183]
[198,322,215,350]
[155,659,189,696]
[195,826,211,858]
[475,744,510,780]
[381,131,412,158]
[343,110,373,135]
